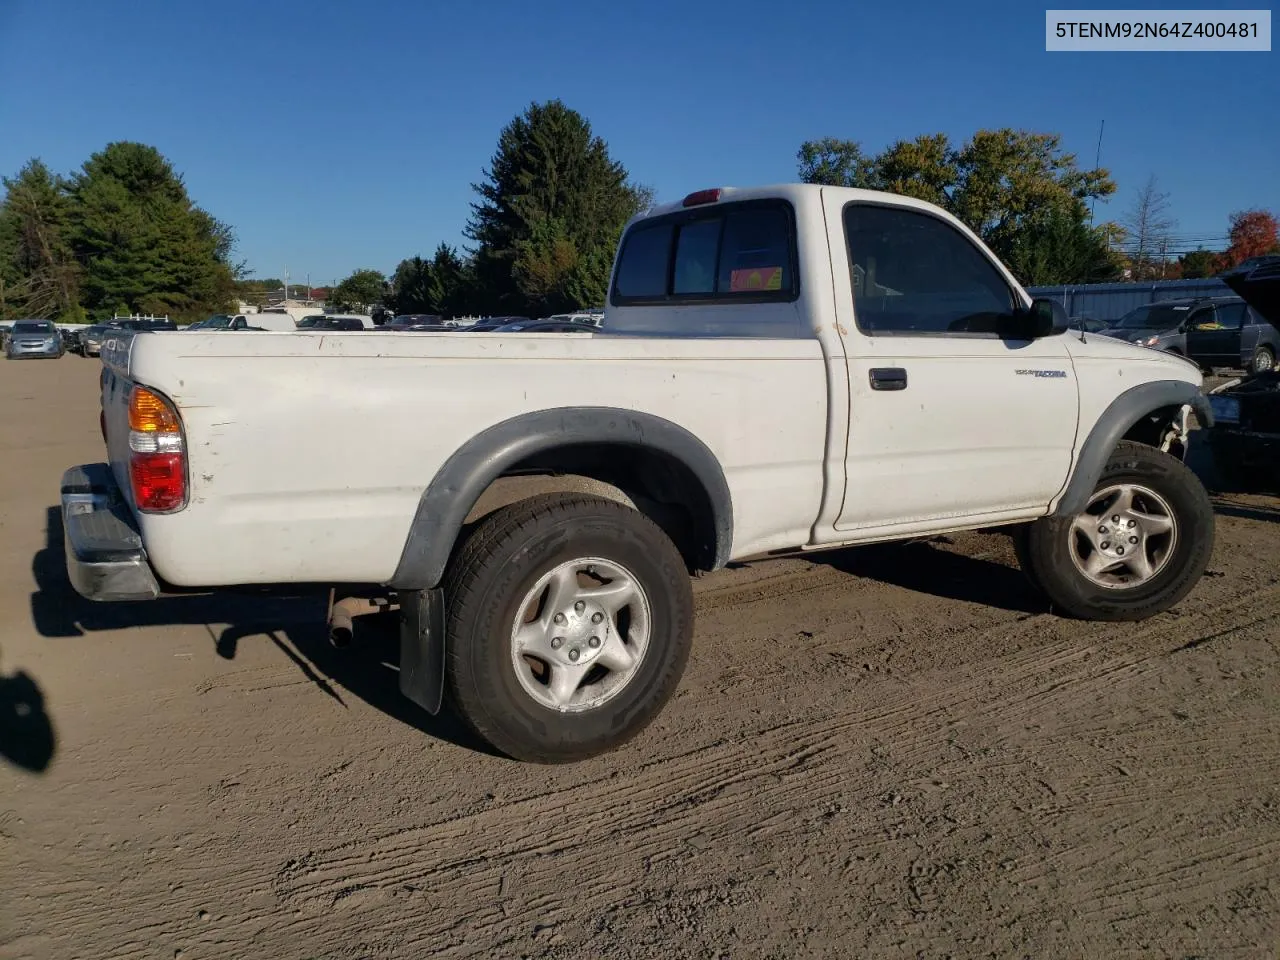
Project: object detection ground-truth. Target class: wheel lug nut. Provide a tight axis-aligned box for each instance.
[574,600,586,614]
[1101,541,1111,550]
[553,613,566,625]
[1112,515,1121,523]
[1117,546,1125,555]
[1099,525,1108,534]
[569,648,580,661]
[1129,536,1138,544]
[551,637,563,649]
[591,612,604,624]
[589,636,600,648]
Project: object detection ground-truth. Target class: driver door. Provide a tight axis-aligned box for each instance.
[825,196,1080,533]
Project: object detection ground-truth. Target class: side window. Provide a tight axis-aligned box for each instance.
[843,204,1014,335]
[611,201,796,304]
[1189,308,1218,330]
[1216,303,1247,330]
[614,222,672,299]
[231,317,246,330]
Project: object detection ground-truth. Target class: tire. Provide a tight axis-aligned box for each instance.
[1249,345,1275,376]
[1018,441,1214,621]
[443,493,694,763]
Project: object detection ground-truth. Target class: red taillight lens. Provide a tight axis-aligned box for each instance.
[127,385,187,512]
[131,453,186,512]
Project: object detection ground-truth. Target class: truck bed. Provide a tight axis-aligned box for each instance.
[101,330,830,587]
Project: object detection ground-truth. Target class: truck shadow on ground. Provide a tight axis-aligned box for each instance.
[28,507,497,757]
[809,538,1048,615]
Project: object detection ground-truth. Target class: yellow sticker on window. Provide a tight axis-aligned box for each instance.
[729,267,783,292]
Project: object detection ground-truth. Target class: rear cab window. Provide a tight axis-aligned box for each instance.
[610,200,798,305]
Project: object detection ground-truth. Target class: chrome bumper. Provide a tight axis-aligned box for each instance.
[61,464,160,602]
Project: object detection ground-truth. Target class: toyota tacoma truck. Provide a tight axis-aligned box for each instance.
[62,184,1216,763]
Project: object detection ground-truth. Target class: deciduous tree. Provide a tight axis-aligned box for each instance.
[328,268,387,310]
[1220,209,1280,270]
[1120,175,1177,280]
[796,128,1116,285]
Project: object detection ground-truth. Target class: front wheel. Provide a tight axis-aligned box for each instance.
[443,493,694,763]
[1018,441,1214,621]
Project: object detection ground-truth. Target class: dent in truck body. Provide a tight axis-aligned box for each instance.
[389,406,735,591]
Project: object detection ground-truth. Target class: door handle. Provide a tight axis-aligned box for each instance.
[869,367,908,391]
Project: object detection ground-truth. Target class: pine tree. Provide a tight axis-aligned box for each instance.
[467,101,650,315]
[0,159,80,320]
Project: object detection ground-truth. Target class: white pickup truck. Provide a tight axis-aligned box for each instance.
[63,184,1215,762]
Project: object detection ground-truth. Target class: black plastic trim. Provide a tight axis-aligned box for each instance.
[389,407,734,590]
[399,587,445,714]
[1053,380,1213,517]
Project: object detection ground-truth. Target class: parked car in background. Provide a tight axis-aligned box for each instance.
[198,313,296,332]
[492,319,598,333]
[1070,315,1107,334]
[1185,298,1279,374]
[1204,258,1280,489]
[463,316,532,331]
[1099,300,1199,355]
[374,322,456,332]
[297,314,373,330]
[1099,296,1277,373]
[5,318,64,359]
[546,312,604,328]
[390,314,445,326]
[77,325,108,356]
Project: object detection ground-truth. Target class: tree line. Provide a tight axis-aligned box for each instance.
[330,100,653,318]
[797,133,1277,287]
[7,116,1274,326]
[0,142,238,322]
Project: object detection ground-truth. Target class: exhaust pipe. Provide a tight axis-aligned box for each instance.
[327,595,396,647]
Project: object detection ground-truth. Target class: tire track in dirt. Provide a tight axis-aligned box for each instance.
[260,582,1280,957]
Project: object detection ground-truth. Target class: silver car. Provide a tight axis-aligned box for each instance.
[5,319,64,360]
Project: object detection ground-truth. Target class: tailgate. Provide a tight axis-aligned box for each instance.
[100,333,141,511]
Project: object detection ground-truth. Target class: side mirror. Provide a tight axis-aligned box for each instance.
[1021,297,1070,338]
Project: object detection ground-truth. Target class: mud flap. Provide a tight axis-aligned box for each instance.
[399,588,445,714]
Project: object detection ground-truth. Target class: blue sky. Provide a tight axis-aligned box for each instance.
[1,0,1276,285]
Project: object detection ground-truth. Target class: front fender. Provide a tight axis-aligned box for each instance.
[1052,380,1212,517]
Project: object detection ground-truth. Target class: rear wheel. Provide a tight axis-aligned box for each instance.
[1018,442,1214,620]
[443,493,694,763]
[1249,345,1275,375]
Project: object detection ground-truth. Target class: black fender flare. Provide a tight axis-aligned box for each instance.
[389,406,734,591]
[1052,379,1213,517]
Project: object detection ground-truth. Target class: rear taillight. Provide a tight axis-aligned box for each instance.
[128,385,186,512]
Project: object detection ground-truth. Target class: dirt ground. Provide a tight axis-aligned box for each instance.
[1,355,1277,960]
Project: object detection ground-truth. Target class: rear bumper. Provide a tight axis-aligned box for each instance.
[61,463,160,602]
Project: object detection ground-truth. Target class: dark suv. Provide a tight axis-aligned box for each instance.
[1101,296,1279,374]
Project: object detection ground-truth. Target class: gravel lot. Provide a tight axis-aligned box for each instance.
[2,356,1278,959]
